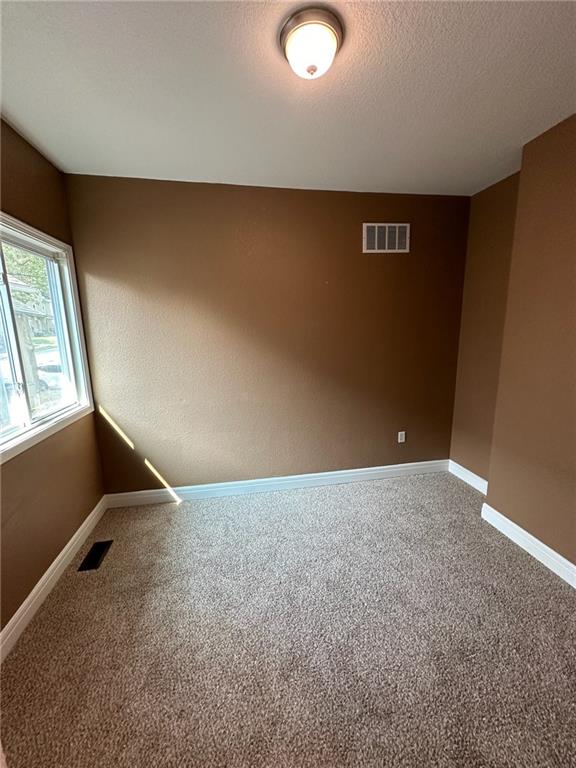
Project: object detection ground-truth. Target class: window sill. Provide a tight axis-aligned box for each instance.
[0,403,94,465]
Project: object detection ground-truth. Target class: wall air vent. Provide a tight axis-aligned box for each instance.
[363,223,410,253]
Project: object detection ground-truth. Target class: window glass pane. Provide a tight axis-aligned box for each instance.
[3,243,78,420]
[0,300,27,438]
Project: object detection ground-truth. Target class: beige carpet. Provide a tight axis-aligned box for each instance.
[1,473,575,767]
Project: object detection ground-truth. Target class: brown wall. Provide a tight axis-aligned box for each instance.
[487,116,576,563]
[0,120,103,627]
[1,121,71,243]
[450,174,519,478]
[66,176,469,492]
[1,418,102,625]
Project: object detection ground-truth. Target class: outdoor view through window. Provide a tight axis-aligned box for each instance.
[0,217,89,452]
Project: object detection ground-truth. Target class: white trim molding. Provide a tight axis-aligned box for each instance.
[105,460,450,508]
[482,503,576,589]
[448,460,488,495]
[0,404,94,465]
[0,496,108,663]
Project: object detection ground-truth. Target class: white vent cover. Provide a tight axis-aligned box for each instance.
[363,223,410,253]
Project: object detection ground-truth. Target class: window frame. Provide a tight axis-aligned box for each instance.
[0,212,94,464]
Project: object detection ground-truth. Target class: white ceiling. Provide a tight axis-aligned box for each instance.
[1,1,574,195]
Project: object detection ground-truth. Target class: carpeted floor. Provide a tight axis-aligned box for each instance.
[1,473,575,767]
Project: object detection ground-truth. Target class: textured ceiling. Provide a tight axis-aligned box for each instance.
[1,1,574,195]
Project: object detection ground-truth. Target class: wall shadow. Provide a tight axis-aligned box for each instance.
[95,410,165,495]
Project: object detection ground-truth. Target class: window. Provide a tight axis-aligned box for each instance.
[0,214,92,461]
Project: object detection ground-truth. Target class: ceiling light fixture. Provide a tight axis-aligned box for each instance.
[280,7,344,80]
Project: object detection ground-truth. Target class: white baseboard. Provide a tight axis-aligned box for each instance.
[105,459,450,508]
[0,496,108,663]
[448,460,488,494]
[481,502,576,589]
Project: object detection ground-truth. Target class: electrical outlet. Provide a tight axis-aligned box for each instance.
[397,431,406,443]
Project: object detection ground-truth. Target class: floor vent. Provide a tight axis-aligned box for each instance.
[78,540,113,571]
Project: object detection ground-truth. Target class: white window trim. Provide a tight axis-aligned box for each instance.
[0,212,94,465]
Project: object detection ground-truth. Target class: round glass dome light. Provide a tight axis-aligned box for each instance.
[280,8,344,80]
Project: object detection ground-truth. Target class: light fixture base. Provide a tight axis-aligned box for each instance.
[279,7,344,63]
